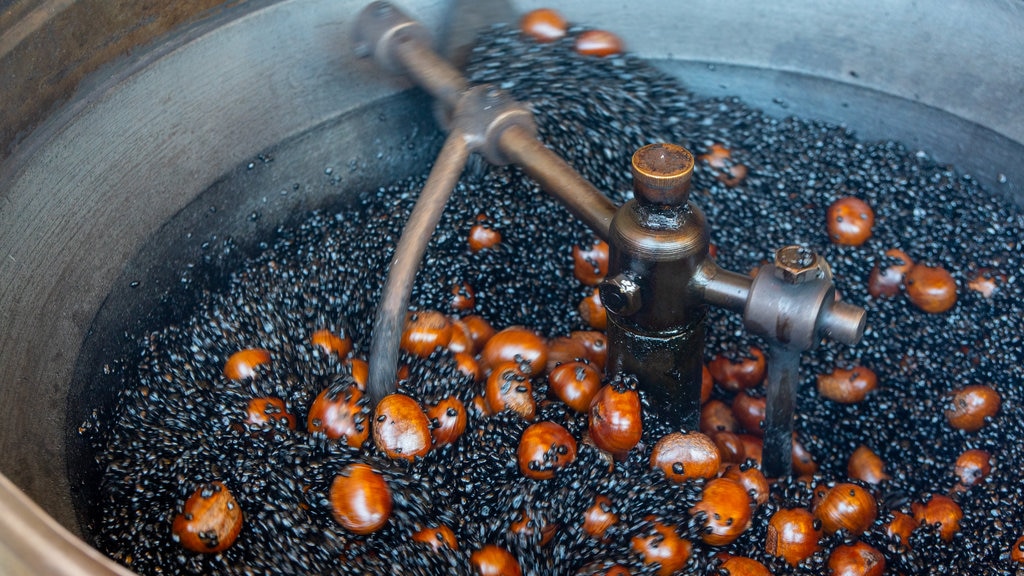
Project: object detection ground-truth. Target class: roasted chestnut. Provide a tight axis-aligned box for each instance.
[765,507,822,566]
[630,517,691,576]
[691,478,753,546]
[518,421,578,480]
[223,348,271,380]
[588,382,642,458]
[650,431,721,482]
[172,481,243,553]
[329,463,391,535]
[372,393,432,460]
[813,483,877,536]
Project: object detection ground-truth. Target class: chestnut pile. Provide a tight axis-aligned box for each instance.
[85,8,1024,576]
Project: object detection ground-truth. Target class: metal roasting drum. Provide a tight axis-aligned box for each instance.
[0,0,1021,573]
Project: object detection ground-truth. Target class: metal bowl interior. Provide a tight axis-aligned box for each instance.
[0,0,1021,573]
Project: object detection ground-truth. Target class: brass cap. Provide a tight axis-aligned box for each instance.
[631,143,694,206]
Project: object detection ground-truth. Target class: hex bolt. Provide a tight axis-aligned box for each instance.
[599,274,642,316]
[773,245,830,284]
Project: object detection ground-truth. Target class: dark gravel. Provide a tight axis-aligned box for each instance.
[82,22,1024,576]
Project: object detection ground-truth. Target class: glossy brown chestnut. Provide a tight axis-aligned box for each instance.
[454,352,483,383]
[400,310,452,358]
[827,541,886,576]
[588,383,643,458]
[692,478,753,546]
[573,239,609,286]
[700,399,740,434]
[578,287,607,330]
[519,7,567,43]
[826,196,875,246]
[310,329,352,357]
[945,384,1001,432]
[583,494,618,541]
[650,432,721,482]
[518,421,578,480]
[468,223,502,253]
[372,393,431,460]
[847,445,890,484]
[765,507,822,566]
[701,364,714,404]
[411,524,458,551]
[485,362,537,420]
[481,326,548,376]
[911,494,962,542]
[571,330,608,371]
[329,463,392,535]
[347,358,369,390]
[447,321,473,354]
[470,544,522,576]
[223,348,271,380]
[905,263,957,313]
[817,365,878,404]
[426,396,467,447]
[574,29,624,57]
[867,248,913,298]
[954,448,992,488]
[738,434,763,466]
[718,555,771,576]
[731,391,766,436]
[630,518,691,576]
[708,347,766,392]
[1011,535,1024,563]
[711,431,746,464]
[720,463,769,506]
[548,361,603,412]
[813,483,877,536]
[698,143,748,187]
[462,314,497,352]
[546,336,589,373]
[307,385,369,448]
[172,481,243,553]
[886,511,917,547]
[792,434,818,476]
[246,397,295,429]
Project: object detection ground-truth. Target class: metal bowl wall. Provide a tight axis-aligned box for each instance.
[0,0,1021,573]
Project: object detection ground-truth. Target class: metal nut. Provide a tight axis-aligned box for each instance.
[773,245,831,284]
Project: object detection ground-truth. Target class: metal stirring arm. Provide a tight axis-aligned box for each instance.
[354,1,615,403]
[353,2,867,479]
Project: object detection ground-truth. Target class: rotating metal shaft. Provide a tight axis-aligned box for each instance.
[354,1,614,404]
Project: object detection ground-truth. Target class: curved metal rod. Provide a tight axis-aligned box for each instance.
[367,130,471,404]
[761,345,801,478]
